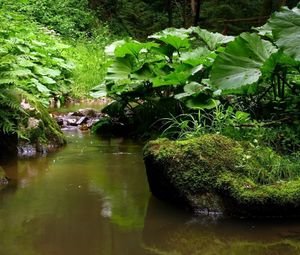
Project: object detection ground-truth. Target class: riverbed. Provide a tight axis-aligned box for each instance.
[1,131,300,255]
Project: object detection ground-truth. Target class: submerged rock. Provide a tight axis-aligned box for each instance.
[52,108,102,132]
[143,134,300,217]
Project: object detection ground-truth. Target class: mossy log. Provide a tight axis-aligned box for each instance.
[143,134,300,217]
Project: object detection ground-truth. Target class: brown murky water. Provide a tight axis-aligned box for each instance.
[1,131,300,255]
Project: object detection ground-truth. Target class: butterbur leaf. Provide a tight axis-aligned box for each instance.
[180,47,212,67]
[253,23,273,38]
[151,44,175,58]
[131,63,154,80]
[106,56,134,81]
[184,82,205,94]
[211,33,277,91]
[191,27,234,51]
[150,27,190,40]
[268,5,300,61]
[156,35,190,51]
[150,29,190,50]
[175,82,205,100]
[114,41,144,58]
[90,84,107,98]
[105,40,126,56]
[186,98,220,110]
[31,78,50,95]
[115,41,158,58]
[152,70,190,87]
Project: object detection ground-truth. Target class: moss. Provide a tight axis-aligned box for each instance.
[143,134,300,216]
[17,94,66,153]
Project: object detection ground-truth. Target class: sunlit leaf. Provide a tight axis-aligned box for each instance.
[211,33,277,90]
[268,5,300,61]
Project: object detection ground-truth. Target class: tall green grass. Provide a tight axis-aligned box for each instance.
[63,28,116,98]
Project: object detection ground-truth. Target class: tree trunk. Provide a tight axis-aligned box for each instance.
[260,0,273,22]
[194,0,201,26]
[167,0,173,27]
[191,0,196,15]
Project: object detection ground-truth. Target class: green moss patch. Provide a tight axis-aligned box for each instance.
[144,134,300,216]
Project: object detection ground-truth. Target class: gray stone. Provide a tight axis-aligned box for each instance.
[67,118,78,126]
[76,116,87,125]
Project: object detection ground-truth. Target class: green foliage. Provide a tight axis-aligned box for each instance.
[0,89,24,136]
[160,104,300,155]
[0,10,73,138]
[211,4,300,105]
[160,106,251,139]
[268,5,300,61]
[211,33,277,91]
[93,0,269,38]
[2,0,96,38]
[91,4,300,137]
[63,30,115,98]
[90,27,235,135]
[0,11,74,105]
[91,27,234,111]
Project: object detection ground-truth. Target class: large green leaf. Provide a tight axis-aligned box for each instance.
[186,98,220,110]
[152,70,190,87]
[150,28,190,40]
[114,41,156,58]
[90,84,107,98]
[174,82,205,99]
[149,28,190,50]
[180,47,213,67]
[211,33,277,90]
[106,56,134,81]
[268,5,300,61]
[253,23,273,38]
[105,40,126,56]
[191,27,234,51]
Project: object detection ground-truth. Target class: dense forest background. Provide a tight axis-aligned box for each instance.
[90,0,299,37]
[0,0,299,146]
[4,0,300,39]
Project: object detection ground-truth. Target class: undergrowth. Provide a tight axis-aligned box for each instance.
[160,105,300,156]
[63,29,116,98]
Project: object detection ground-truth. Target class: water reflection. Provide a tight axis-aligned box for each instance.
[1,132,300,255]
[142,196,300,255]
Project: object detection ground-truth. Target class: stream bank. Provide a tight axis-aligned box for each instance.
[1,130,300,255]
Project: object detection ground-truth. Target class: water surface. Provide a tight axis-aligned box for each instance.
[1,131,300,255]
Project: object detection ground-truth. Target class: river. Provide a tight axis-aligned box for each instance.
[1,131,300,255]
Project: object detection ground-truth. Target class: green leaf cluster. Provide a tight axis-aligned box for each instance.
[0,10,74,136]
[93,3,299,130]
[211,4,300,97]
[1,0,95,38]
[0,11,74,104]
[91,27,234,113]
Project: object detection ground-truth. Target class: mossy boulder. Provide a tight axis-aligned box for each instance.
[1,96,66,158]
[143,134,300,217]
